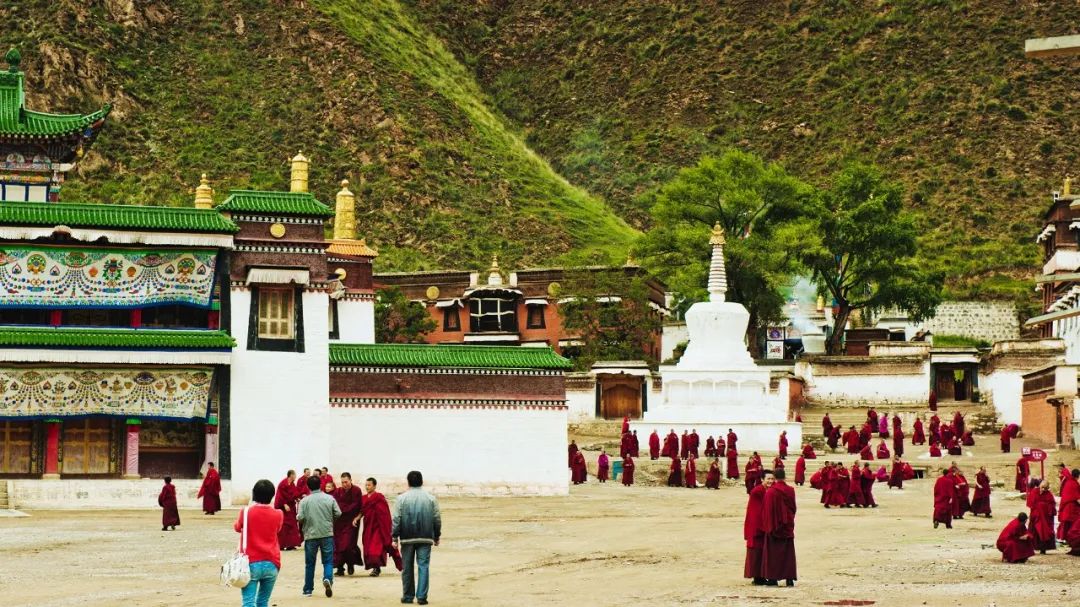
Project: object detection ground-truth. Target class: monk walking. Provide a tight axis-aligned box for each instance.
[197,462,221,515]
[705,457,722,489]
[952,467,970,519]
[848,461,865,507]
[996,513,1036,563]
[727,429,738,453]
[971,466,992,518]
[726,446,740,479]
[888,457,904,490]
[597,450,610,483]
[743,470,773,586]
[861,463,877,508]
[649,430,661,460]
[1059,468,1080,541]
[568,440,579,468]
[158,476,179,531]
[331,473,364,576]
[826,426,841,451]
[621,415,630,435]
[892,425,905,459]
[354,477,401,577]
[1029,480,1057,554]
[1000,423,1019,453]
[276,470,303,550]
[571,450,588,484]
[794,456,806,486]
[778,431,788,460]
[1015,456,1030,493]
[912,416,925,445]
[622,455,635,486]
[933,468,954,529]
[685,453,698,488]
[761,469,797,586]
[668,455,683,487]
[662,429,678,458]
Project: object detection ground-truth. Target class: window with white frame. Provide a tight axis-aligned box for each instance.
[469,296,518,332]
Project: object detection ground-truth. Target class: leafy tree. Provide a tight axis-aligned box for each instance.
[635,149,818,355]
[374,286,437,343]
[558,268,663,371]
[801,163,943,354]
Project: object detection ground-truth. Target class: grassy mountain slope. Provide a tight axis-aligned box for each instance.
[405,0,1080,300]
[0,0,635,270]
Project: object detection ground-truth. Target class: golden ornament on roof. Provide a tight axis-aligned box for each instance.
[709,221,726,246]
[426,286,440,300]
[269,223,286,238]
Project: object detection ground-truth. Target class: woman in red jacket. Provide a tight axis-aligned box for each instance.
[235,479,284,607]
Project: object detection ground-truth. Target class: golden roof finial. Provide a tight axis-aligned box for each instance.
[709,221,726,246]
[290,150,310,193]
[1065,175,1073,197]
[489,253,500,272]
[333,179,356,241]
[194,173,214,209]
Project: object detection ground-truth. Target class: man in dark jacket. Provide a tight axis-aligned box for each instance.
[392,471,442,605]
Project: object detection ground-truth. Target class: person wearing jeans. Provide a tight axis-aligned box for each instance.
[392,470,442,605]
[234,479,284,607]
[298,474,341,597]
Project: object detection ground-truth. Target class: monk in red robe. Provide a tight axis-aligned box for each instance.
[275,470,302,550]
[619,431,631,458]
[705,457,722,489]
[662,430,678,458]
[1059,468,1080,541]
[844,427,859,454]
[861,463,877,507]
[622,455,635,486]
[971,467,992,517]
[571,450,588,484]
[946,436,961,456]
[876,440,890,460]
[912,417,926,445]
[826,426,841,451]
[631,430,640,457]
[649,430,661,460]
[1015,456,1030,492]
[716,436,726,459]
[320,468,333,491]
[822,414,833,440]
[892,427,905,458]
[888,458,904,489]
[680,431,690,459]
[297,468,312,498]
[727,429,738,452]
[197,462,221,515]
[929,415,941,444]
[355,477,401,576]
[929,443,942,458]
[726,447,740,479]
[996,513,1036,563]
[848,462,865,507]
[689,430,700,458]
[778,431,788,459]
[929,389,937,411]
[952,468,970,519]
[816,464,832,503]
[331,473,364,575]
[158,476,180,531]
[745,453,763,494]
[953,411,965,438]
[933,468,954,529]
[831,463,850,507]
[667,455,683,487]
[705,436,716,458]
[621,415,630,435]
[902,462,915,480]
[859,443,874,461]
[597,451,610,483]
[568,440,579,468]
[960,431,974,447]
[1000,423,1019,453]
[743,471,772,585]
[761,469,797,586]
[684,453,698,488]
[794,456,806,486]
[1029,480,1057,554]
[867,408,878,430]
[809,465,824,491]
[858,423,872,449]
[801,443,816,459]
[772,455,784,471]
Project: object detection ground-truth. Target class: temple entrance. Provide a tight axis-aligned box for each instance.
[61,418,114,476]
[929,356,979,403]
[0,421,33,475]
[598,376,643,420]
[139,420,204,479]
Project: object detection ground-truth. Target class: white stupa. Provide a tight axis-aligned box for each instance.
[632,223,801,453]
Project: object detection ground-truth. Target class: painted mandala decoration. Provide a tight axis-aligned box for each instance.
[0,245,217,308]
[0,366,214,420]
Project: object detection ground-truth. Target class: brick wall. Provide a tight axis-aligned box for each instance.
[1021,390,1075,447]
[331,369,566,398]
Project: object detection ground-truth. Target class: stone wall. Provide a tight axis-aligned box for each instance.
[923,301,1020,342]
[11,479,232,510]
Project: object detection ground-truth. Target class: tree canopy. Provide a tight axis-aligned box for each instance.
[374,286,437,343]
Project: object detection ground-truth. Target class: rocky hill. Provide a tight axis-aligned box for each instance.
[5,1,1079,299]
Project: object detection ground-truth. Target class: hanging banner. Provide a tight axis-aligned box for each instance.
[0,245,217,308]
[0,366,213,420]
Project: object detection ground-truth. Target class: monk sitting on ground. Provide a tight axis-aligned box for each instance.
[996,512,1036,563]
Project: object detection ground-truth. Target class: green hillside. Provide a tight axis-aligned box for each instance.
[5,1,1079,298]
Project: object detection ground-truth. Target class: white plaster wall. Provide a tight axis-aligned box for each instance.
[329,405,568,496]
[336,299,375,344]
[11,479,232,510]
[802,368,928,406]
[229,290,331,503]
[983,370,1024,426]
[1053,315,1080,365]
[566,386,595,420]
[661,323,689,362]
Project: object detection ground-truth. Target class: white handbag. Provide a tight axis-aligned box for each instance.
[220,507,251,588]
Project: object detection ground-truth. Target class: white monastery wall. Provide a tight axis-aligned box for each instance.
[1052,315,1080,365]
[661,322,689,362]
[336,299,375,343]
[795,360,929,407]
[228,290,331,503]
[10,479,231,510]
[329,405,568,496]
[566,384,595,420]
[982,369,1024,426]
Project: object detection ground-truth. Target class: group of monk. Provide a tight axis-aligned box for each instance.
[742,468,798,586]
[930,463,992,530]
[822,408,973,460]
[568,441,636,487]
[995,466,1080,562]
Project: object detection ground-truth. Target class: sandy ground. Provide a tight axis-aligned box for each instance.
[2,459,1077,607]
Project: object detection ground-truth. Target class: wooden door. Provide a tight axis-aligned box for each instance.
[0,421,32,475]
[62,419,112,475]
[602,380,642,420]
[934,370,955,400]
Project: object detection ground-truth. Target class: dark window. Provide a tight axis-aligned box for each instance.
[443,306,461,332]
[328,300,340,340]
[526,304,546,329]
[141,305,210,329]
[469,297,517,332]
[247,286,305,352]
[0,309,50,326]
[61,309,130,327]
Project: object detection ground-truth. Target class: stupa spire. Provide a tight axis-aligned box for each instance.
[707,222,727,302]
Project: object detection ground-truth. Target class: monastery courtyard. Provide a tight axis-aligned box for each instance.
[2,431,1074,607]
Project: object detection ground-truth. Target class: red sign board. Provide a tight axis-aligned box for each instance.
[1022,448,1047,462]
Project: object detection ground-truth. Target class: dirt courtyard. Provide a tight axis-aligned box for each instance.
[2,473,1076,607]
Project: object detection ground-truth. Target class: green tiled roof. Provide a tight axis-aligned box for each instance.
[0,201,239,233]
[329,343,573,370]
[0,327,235,349]
[217,190,334,217]
[0,71,111,138]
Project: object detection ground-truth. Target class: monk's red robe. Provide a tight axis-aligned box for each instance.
[829,469,849,507]
[1059,476,1080,541]
[197,468,222,514]
[568,443,578,468]
[888,462,904,489]
[953,412,965,437]
[960,431,974,446]
[621,456,635,486]
[761,481,797,582]
[662,432,678,458]
[876,466,888,483]
[778,434,788,459]
[929,389,937,411]
[1028,488,1057,551]
[1067,512,1080,556]
[848,464,865,507]
[619,432,632,458]
[859,424,872,448]
[809,469,824,490]
[826,427,841,451]
[929,444,942,458]
[902,462,915,480]
[1000,425,1012,453]
[704,436,716,457]
[571,452,588,484]
[892,429,905,458]
[772,456,784,471]
[801,444,816,459]
[744,461,762,495]
[684,457,698,488]
[816,467,831,502]
[631,432,640,457]
[727,431,738,452]
[876,444,890,460]
[705,461,721,489]
[320,474,333,492]
[667,456,683,487]
[743,483,767,580]
[860,467,877,507]
[859,444,874,460]
[649,431,661,459]
[822,415,833,439]
[971,471,992,516]
[867,409,878,430]
[912,419,926,445]
[275,477,302,549]
[689,432,700,458]
[996,518,1035,563]
[933,474,954,528]
[621,415,630,435]
[158,483,180,528]
[297,474,312,497]
[597,453,610,482]
[953,474,970,518]
[360,491,399,571]
[794,457,806,486]
[946,437,962,456]
[332,485,364,569]
[716,438,726,459]
[726,449,740,479]
[929,416,941,441]
[680,433,690,459]
[1015,458,1030,492]
[844,430,860,454]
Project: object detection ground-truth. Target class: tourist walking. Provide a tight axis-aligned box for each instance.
[234,479,283,607]
[198,462,222,515]
[393,471,442,606]
[158,476,179,531]
[298,475,341,597]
